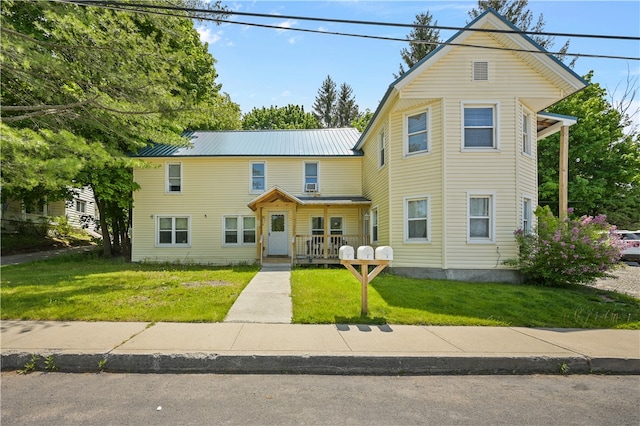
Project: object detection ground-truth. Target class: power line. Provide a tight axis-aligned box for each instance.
[59,0,640,61]
[72,0,640,42]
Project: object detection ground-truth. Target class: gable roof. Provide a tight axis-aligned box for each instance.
[355,9,588,149]
[133,128,363,158]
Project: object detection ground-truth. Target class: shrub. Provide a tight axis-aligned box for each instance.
[506,206,623,287]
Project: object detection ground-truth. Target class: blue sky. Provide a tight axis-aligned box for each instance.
[196,1,639,124]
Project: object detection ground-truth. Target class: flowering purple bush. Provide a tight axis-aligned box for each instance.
[506,206,624,287]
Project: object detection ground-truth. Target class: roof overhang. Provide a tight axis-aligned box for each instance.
[537,112,578,139]
[248,187,371,211]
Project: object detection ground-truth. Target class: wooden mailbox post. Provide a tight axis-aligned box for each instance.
[339,245,393,316]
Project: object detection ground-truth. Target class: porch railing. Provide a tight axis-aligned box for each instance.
[293,234,370,260]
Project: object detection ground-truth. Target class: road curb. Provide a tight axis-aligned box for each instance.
[3,352,639,376]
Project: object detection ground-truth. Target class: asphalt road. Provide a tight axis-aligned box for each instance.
[2,372,639,425]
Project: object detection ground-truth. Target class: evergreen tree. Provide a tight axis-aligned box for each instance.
[312,75,337,128]
[335,83,359,128]
[395,11,441,78]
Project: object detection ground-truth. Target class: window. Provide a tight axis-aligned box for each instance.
[166,163,182,193]
[523,197,532,234]
[157,216,190,246]
[405,111,428,154]
[251,162,265,193]
[468,194,494,242]
[522,112,531,155]
[76,200,86,213]
[379,130,386,167]
[463,105,497,148]
[371,208,379,243]
[311,217,324,235]
[224,215,256,245]
[330,217,343,235]
[405,197,429,242]
[304,162,319,192]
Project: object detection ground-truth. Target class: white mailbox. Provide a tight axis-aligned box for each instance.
[338,245,355,260]
[356,245,374,260]
[375,246,394,260]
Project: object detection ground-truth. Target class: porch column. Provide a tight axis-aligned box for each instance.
[559,125,569,220]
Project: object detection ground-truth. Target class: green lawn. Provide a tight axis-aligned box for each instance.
[1,254,638,329]
[291,268,640,329]
[0,252,258,322]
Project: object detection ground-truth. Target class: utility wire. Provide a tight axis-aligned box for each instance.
[71,0,640,42]
[60,0,640,61]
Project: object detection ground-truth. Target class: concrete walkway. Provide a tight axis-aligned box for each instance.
[224,263,292,324]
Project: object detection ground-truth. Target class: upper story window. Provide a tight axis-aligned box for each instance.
[463,104,497,149]
[379,130,386,168]
[304,162,319,192]
[76,200,86,213]
[522,112,532,156]
[251,162,266,193]
[405,110,429,155]
[166,163,182,193]
[405,196,429,243]
[468,193,495,243]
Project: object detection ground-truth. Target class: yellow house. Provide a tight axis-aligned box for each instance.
[131,10,587,282]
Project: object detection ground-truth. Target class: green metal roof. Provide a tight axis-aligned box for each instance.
[133,128,363,157]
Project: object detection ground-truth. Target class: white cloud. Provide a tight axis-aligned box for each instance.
[196,25,222,45]
[276,19,297,33]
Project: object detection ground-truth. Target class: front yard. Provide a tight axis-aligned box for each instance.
[1,252,638,329]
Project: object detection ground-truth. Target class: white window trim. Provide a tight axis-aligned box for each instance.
[329,216,346,235]
[521,107,533,157]
[303,161,320,193]
[310,216,324,235]
[378,130,386,168]
[467,192,496,244]
[250,161,266,194]
[403,107,431,157]
[155,215,191,247]
[403,195,431,244]
[165,162,183,194]
[76,199,86,213]
[371,206,379,244]
[461,102,500,151]
[223,215,257,246]
[522,195,534,234]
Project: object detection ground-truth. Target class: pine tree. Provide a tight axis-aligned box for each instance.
[395,11,441,78]
[335,83,359,128]
[312,75,337,127]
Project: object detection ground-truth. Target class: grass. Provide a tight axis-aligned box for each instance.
[291,268,640,329]
[2,255,638,329]
[0,252,259,322]
[1,230,95,255]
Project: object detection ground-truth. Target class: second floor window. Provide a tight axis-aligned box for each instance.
[379,130,386,167]
[464,105,496,148]
[305,162,318,192]
[406,111,428,154]
[251,162,265,192]
[167,163,182,193]
[76,200,86,213]
[522,112,531,155]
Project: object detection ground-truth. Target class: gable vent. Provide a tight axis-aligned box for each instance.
[473,61,489,81]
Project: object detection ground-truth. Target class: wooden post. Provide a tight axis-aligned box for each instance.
[559,125,569,220]
[341,259,390,316]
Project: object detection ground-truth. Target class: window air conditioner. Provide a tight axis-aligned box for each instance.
[305,182,317,192]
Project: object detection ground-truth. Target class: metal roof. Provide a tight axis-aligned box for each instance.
[133,128,363,157]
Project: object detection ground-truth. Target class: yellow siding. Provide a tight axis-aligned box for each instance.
[132,156,363,264]
[361,118,390,245]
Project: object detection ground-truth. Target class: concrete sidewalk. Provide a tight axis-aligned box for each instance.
[1,320,638,375]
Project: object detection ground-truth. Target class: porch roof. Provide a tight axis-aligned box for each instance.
[247,186,370,211]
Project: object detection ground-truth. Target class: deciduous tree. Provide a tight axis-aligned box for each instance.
[242,105,319,130]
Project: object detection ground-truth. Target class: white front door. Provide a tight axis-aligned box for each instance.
[268,212,288,256]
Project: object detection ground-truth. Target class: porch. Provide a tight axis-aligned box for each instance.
[261,234,370,266]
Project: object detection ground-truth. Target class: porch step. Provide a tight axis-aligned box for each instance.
[262,256,291,264]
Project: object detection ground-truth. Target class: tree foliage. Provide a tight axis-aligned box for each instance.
[312,75,359,128]
[1,0,241,256]
[468,0,573,66]
[242,105,319,130]
[539,72,640,229]
[395,11,441,78]
[335,83,360,128]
